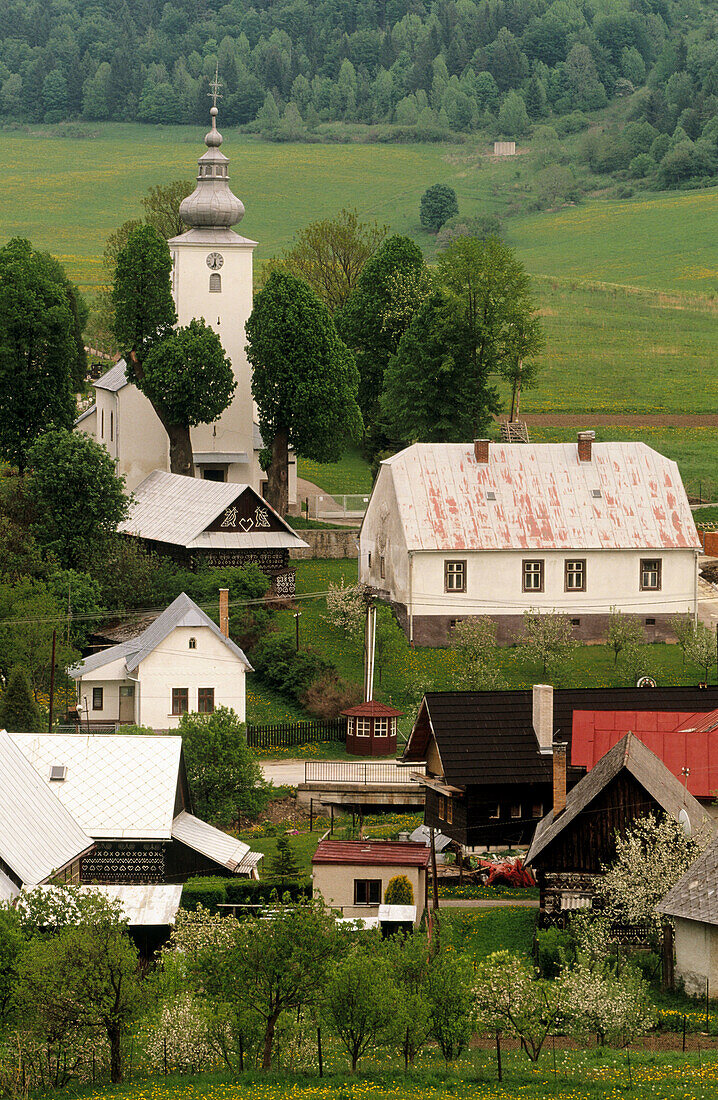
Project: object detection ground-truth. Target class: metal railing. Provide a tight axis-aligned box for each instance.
[309,493,371,520]
[55,722,120,733]
[304,761,426,784]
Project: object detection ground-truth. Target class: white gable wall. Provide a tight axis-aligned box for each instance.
[136,624,246,728]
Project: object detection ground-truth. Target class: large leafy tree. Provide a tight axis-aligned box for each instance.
[0,239,77,471]
[246,271,362,515]
[28,427,130,570]
[112,225,235,475]
[178,706,269,827]
[381,290,501,443]
[0,577,78,693]
[264,208,387,313]
[337,235,426,428]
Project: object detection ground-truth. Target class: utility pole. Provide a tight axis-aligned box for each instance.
[48,630,56,733]
[294,612,301,651]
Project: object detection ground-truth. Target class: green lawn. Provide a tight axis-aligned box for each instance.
[441,905,537,960]
[297,447,373,496]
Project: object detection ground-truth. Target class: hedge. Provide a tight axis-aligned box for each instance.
[181,875,312,912]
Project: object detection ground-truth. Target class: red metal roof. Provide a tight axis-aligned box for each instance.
[382,441,700,552]
[312,840,431,867]
[341,701,404,718]
[571,710,718,798]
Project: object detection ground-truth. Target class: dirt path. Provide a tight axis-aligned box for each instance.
[516,413,718,426]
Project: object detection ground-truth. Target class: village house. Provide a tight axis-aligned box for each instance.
[526,732,711,923]
[359,435,700,645]
[69,591,251,729]
[75,103,296,503]
[118,471,306,596]
[402,684,718,848]
[311,839,430,926]
[658,838,718,998]
[5,730,262,890]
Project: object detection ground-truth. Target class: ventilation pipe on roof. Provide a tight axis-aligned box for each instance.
[577,431,595,462]
[474,439,489,463]
[219,588,229,637]
[553,741,567,816]
[532,683,554,754]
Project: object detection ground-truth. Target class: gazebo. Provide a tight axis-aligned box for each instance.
[342,700,403,757]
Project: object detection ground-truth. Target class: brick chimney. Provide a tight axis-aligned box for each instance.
[577,431,595,462]
[553,741,567,816]
[219,588,229,637]
[532,683,554,753]
[474,438,490,463]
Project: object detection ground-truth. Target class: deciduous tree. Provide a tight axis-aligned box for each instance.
[608,606,644,665]
[265,208,387,313]
[323,947,397,1071]
[179,707,269,827]
[112,226,235,475]
[247,271,362,515]
[0,239,77,471]
[419,184,458,232]
[520,609,578,676]
[474,950,557,1062]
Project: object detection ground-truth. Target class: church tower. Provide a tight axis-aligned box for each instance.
[168,87,258,486]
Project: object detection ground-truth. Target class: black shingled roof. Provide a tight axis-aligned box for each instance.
[658,837,718,927]
[404,687,718,787]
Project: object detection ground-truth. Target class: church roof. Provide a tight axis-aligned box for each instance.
[69,592,252,678]
[177,103,245,230]
[119,470,307,550]
[94,360,128,393]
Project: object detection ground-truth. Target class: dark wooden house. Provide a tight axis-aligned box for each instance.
[402,685,718,848]
[526,733,711,924]
[118,470,307,596]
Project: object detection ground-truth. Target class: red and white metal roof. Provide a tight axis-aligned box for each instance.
[380,441,699,552]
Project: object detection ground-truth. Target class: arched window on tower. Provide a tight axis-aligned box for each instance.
[209,273,221,292]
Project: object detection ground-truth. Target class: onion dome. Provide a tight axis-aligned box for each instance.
[179,106,245,229]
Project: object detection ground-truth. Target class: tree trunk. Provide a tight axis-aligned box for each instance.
[262,1010,281,1071]
[108,1025,123,1084]
[165,422,194,477]
[266,426,289,515]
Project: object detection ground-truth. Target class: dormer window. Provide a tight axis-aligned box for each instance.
[188,637,197,649]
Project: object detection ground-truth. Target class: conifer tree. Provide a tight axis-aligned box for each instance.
[0,666,43,732]
[270,834,301,881]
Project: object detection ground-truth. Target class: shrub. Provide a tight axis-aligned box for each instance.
[249,632,332,700]
[536,927,570,978]
[384,875,414,905]
[436,214,503,248]
[180,876,312,912]
[301,670,362,719]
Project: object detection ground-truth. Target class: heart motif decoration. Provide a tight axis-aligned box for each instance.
[238,517,254,532]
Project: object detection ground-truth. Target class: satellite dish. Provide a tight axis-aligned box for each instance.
[636,676,657,688]
[679,808,692,838]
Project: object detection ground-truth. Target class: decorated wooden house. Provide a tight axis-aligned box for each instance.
[119,470,307,596]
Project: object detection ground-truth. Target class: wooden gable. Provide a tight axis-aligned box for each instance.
[205,487,287,535]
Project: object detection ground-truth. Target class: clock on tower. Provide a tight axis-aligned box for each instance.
[206,252,224,270]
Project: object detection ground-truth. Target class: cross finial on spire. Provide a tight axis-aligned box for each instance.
[208,64,222,108]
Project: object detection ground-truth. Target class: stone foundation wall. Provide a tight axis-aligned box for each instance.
[289,528,360,560]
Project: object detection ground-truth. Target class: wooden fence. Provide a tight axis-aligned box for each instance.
[246,717,345,749]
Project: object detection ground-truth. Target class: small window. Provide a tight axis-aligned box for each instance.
[346,717,354,737]
[49,765,67,781]
[92,687,103,711]
[437,795,446,820]
[209,272,221,292]
[100,409,104,438]
[356,717,370,737]
[565,559,586,592]
[486,490,496,501]
[109,410,114,442]
[571,618,580,626]
[354,879,382,905]
[379,555,386,580]
[374,717,388,737]
[591,489,602,498]
[198,687,215,713]
[446,798,453,825]
[172,688,189,716]
[646,617,656,626]
[532,802,544,818]
[489,804,500,819]
[510,804,522,820]
[523,560,544,592]
[640,558,662,591]
[188,637,197,650]
[368,551,372,568]
[444,560,466,593]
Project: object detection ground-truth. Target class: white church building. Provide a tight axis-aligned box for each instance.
[78,102,295,500]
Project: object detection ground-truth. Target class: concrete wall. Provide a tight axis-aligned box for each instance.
[673,917,718,998]
[312,861,426,924]
[289,529,360,560]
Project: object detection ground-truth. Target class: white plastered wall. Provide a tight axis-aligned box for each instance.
[673,917,718,998]
[359,467,410,602]
[312,862,425,924]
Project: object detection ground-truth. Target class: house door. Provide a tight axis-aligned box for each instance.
[119,685,135,723]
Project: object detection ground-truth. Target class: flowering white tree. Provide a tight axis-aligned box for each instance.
[520,609,577,676]
[323,578,368,641]
[147,993,217,1073]
[598,812,708,942]
[557,957,656,1045]
[473,950,558,1062]
[451,617,507,690]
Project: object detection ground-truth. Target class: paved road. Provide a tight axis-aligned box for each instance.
[261,760,306,786]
